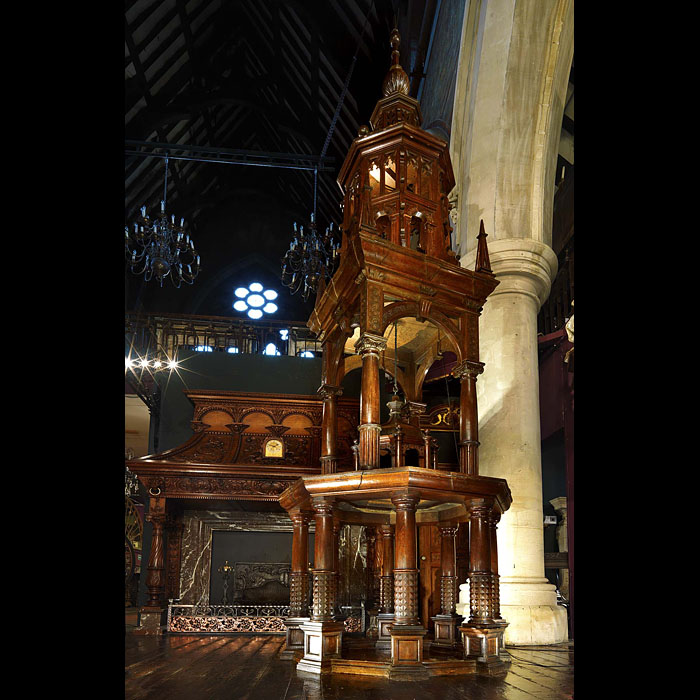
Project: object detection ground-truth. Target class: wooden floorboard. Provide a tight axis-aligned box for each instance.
[125,634,574,699]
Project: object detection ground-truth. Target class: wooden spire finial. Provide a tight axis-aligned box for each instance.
[382,28,410,96]
[475,220,492,274]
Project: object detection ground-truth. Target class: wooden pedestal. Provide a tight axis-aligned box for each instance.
[280,617,309,658]
[460,624,509,675]
[389,625,429,680]
[132,607,166,636]
[296,620,344,674]
[375,613,394,651]
[430,613,463,651]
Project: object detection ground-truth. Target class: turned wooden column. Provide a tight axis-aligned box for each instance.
[144,495,167,609]
[318,384,342,474]
[355,332,387,469]
[489,510,503,624]
[452,360,484,475]
[422,429,432,469]
[333,518,343,613]
[379,524,395,612]
[466,498,496,626]
[165,515,184,602]
[391,493,421,626]
[290,512,312,617]
[311,498,337,621]
[438,525,459,615]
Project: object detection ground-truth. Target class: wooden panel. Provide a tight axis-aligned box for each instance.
[418,523,442,630]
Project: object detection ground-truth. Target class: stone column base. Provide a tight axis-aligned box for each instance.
[389,624,428,679]
[500,604,568,644]
[280,617,309,658]
[460,624,508,674]
[296,620,344,674]
[375,613,394,650]
[431,613,463,650]
[132,607,166,635]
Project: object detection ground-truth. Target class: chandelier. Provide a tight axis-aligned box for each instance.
[281,211,339,301]
[125,155,201,287]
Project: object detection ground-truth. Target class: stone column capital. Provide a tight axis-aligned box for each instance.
[549,497,567,514]
[354,332,388,355]
[460,238,558,309]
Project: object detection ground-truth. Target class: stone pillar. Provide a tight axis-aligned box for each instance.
[355,332,387,469]
[462,238,567,645]
[431,525,462,650]
[282,511,312,658]
[549,496,569,602]
[389,492,427,678]
[298,498,343,674]
[376,524,395,650]
[136,494,167,635]
[318,384,342,474]
[450,0,573,645]
[452,360,484,475]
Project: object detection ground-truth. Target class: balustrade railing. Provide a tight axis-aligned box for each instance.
[125,311,323,362]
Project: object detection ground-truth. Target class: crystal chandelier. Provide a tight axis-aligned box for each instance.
[125,155,201,287]
[281,211,339,301]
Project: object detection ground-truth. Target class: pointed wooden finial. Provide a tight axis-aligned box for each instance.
[475,220,492,274]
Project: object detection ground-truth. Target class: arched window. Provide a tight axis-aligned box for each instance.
[263,342,281,356]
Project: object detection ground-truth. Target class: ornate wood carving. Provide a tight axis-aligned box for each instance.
[127,391,360,501]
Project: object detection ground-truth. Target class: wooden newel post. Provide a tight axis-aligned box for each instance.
[297,498,344,674]
[355,333,387,469]
[391,493,420,625]
[466,499,495,626]
[376,523,395,650]
[431,525,462,650]
[318,384,342,475]
[282,510,313,657]
[461,498,507,669]
[145,496,167,609]
[452,360,484,475]
[388,492,427,676]
[290,512,311,617]
[439,526,459,615]
[311,498,336,621]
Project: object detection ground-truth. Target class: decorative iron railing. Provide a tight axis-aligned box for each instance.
[125,311,323,361]
[166,602,364,634]
[167,603,291,633]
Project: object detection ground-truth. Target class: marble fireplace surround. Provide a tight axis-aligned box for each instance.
[178,510,315,606]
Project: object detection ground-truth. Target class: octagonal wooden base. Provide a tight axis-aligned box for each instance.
[460,623,509,675]
[280,617,310,659]
[296,620,344,674]
[375,613,394,651]
[430,614,463,651]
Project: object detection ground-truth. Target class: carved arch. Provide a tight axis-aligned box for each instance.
[381,301,463,363]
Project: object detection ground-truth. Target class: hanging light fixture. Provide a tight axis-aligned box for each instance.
[280,211,339,301]
[125,155,201,287]
[280,168,339,300]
